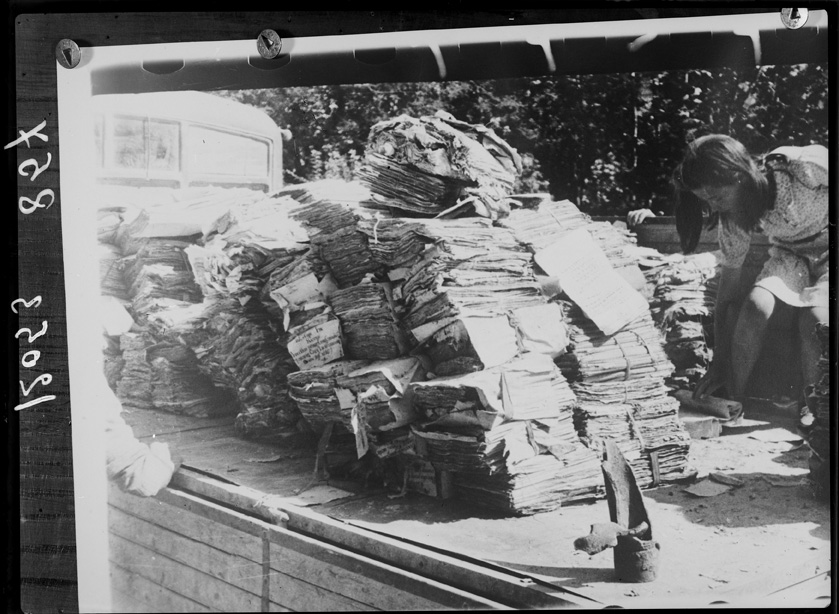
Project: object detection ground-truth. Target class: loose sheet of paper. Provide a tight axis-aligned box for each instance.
[535,228,648,336]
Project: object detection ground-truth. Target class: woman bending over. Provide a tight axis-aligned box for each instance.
[672,134,828,429]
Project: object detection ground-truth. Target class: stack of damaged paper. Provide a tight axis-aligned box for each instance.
[409,354,604,515]
[645,252,720,391]
[357,111,522,219]
[398,218,548,374]
[499,198,640,273]
[121,238,203,321]
[287,356,424,459]
[510,223,690,489]
[284,182,387,288]
[193,297,301,439]
[186,195,309,304]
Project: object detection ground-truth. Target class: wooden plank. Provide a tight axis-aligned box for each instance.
[110,532,262,612]
[268,569,376,612]
[110,489,375,611]
[109,506,265,596]
[173,469,595,609]
[267,538,505,612]
[122,482,509,610]
[109,483,264,561]
[110,561,214,614]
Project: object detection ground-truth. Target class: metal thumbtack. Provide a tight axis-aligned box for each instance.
[257,29,282,59]
[780,8,809,30]
[55,39,81,69]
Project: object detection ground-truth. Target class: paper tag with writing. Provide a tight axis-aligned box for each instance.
[287,318,343,369]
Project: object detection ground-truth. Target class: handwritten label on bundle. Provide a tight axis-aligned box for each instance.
[535,228,648,336]
[287,318,343,369]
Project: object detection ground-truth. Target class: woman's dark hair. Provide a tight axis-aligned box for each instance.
[672,134,773,253]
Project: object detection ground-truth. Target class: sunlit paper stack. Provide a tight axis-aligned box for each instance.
[409,354,604,514]
[186,195,310,305]
[329,282,407,361]
[629,395,692,484]
[397,218,546,371]
[193,298,301,439]
[358,110,522,219]
[284,182,387,288]
[499,198,639,272]
[287,357,424,457]
[646,252,720,390]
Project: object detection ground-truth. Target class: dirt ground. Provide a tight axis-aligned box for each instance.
[129,395,833,610]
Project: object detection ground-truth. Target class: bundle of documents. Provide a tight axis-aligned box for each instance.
[646,252,720,390]
[358,111,522,218]
[288,357,424,456]
[630,395,692,485]
[398,218,543,358]
[186,196,310,303]
[284,191,385,288]
[500,198,641,275]
[121,238,203,320]
[329,282,406,361]
[557,303,674,383]
[408,354,604,514]
[194,298,302,438]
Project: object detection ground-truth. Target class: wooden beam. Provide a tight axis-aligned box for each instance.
[171,468,599,608]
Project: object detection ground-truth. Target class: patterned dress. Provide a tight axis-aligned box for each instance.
[717,144,829,308]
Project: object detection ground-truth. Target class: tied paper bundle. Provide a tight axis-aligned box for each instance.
[451,419,605,515]
[287,356,424,457]
[121,239,203,321]
[574,398,691,490]
[646,252,720,390]
[186,195,310,304]
[261,249,336,325]
[355,216,567,377]
[630,396,692,485]
[409,354,604,514]
[557,303,674,384]
[358,111,522,219]
[285,181,387,288]
[806,323,830,500]
[398,218,544,368]
[193,298,301,439]
[329,282,407,361]
[499,198,642,275]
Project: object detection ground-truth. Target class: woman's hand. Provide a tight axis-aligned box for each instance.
[693,359,729,400]
[626,208,656,228]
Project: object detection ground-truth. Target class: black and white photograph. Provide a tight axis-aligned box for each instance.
[11,7,835,612]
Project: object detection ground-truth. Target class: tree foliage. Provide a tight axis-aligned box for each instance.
[218,63,828,216]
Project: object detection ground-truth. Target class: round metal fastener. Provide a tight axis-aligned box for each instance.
[780,8,808,29]
[257,29,282,59]
[56,38,81,69]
